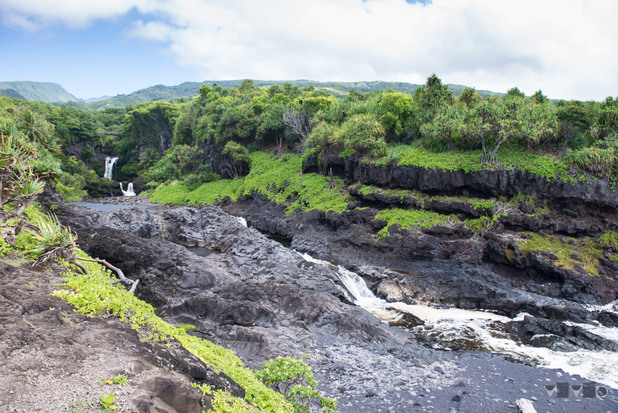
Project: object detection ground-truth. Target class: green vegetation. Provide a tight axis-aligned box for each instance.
[516,233,605,276]
[3,74,616,205]
[100,374,127,386]
[0,81,78,103]
[99,393,117,411]
[6,75,617,411]
[150,152,352,214]
[0,140,314,412]
[375,208,456,239]
[255,357,337,413]
[51,255,304,411]
[598,231,618,251]
[0,197,325,412]
[20,79,501,111]
[375,142,574,183]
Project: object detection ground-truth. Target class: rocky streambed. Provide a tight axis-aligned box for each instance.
[41,188,618,413]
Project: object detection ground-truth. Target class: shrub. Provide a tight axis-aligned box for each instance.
[255,357,336,413]
[334,114,386,158]
[80,146,95,160]
[119,161,140,178]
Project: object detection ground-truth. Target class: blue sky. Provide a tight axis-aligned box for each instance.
[1,0,617,101]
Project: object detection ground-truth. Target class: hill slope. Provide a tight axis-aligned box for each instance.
[70,79,503,110]
[0,81,78,103]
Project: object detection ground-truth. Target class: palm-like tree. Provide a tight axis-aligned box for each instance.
[18,110,58,151]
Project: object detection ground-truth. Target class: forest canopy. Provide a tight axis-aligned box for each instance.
[0,75,616,202]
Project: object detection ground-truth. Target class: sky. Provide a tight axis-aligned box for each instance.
[0,0,617,101]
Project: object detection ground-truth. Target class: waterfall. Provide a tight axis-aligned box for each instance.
[120,182,136,197]
[103,157,119,180]
[298,252,402,322]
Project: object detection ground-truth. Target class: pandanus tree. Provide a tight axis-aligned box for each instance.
[460,95,557,165]
[491,95,558,163]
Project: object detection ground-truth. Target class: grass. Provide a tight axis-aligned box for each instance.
[374,208,457,239]
[149,178,243,205]
[516,233,603,276]
[598,231,618,250]
[150,152,352,214]
[374,142,576,183]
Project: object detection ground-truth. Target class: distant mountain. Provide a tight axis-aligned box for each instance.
[77,82,206,110]
[83,95,113,103]
[0,88,26,100]
[0,81,78,103]
[70,80,503,110]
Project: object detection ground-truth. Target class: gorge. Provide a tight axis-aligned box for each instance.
[2,77,617,412]
[40,168,618,412]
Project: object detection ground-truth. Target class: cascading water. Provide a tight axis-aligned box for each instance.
[103,157,118,180]
[120,182,136,197]
[299,252,401,322]
[298,251,618,389]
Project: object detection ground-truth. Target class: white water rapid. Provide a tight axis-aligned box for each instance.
[299,252,401,322]
[298,252,618,389]
[120,182,136,197]
[103,156,118,180]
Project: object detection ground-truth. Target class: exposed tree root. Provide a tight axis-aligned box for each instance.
[75,256,139,293]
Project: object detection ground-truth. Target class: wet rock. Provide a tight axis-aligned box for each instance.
[505,315,618,352]
[332,157,618,211]
[51,202,417,365]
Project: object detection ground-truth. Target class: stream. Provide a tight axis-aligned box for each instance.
[299,251,618,389]
[67,199,618,409]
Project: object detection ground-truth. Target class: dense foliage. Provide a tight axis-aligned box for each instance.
[2,74,617,203]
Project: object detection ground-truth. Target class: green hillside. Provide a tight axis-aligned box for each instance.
[65,80,503,110]
[0,88,26,100]
[0,81,78,103]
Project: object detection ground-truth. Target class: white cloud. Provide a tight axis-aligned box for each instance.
[0,0,140,29]
[2,0,617,100]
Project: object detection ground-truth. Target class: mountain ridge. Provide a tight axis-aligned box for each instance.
[0,81,78,103]
[1,79,503,109]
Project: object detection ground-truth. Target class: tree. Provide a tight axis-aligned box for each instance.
[256,357,337,413]
[236,79,260,99]
[18,110,57,150]
[142,145,204,183]
[505,87,526,100]
[462,96,503,163]
[531,90,549,104]
[334,114,386,157]
[257,103,288,153]
[138,147,161,170]
[221,141,250,179]
[283,108,312,152]
[457,87,482,107]
[598,96,618,139]
[376,90,416,142]
[556,101,596,148]
[421,102,467,150]
[121,102,179,156]
[414,74,454,125]
[484,96,557,163]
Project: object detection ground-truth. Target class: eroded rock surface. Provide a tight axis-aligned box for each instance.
[38,188,618,412]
